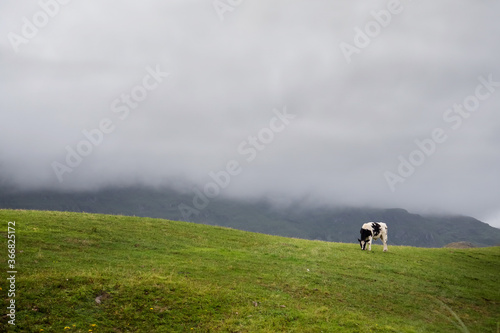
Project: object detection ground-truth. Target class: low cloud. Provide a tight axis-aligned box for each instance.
[1,0,499,226]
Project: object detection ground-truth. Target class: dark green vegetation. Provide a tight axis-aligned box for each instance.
[1,209,499,332]
[2,186,500,247]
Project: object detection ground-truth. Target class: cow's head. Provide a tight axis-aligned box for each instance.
[358,228,372,250]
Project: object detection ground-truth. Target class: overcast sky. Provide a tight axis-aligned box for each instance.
[1,0,499,227]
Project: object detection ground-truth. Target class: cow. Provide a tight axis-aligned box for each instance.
[358,222,388,252]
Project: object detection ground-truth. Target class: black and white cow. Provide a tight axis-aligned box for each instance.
[358,222,388,252]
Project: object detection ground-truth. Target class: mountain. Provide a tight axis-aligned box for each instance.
[1,186,499,247]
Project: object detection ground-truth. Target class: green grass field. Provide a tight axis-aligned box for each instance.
[1,209,499,332]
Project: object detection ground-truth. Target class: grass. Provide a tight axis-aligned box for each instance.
[0,209,499,332]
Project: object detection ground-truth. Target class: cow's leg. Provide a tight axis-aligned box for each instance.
[382,235,388,252]
[368,237,373,251]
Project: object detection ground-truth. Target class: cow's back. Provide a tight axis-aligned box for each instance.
[368,222,387,239]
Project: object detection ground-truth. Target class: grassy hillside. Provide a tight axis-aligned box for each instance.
[1,209,499,332]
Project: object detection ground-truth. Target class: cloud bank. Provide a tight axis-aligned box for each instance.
[1,0,499,226]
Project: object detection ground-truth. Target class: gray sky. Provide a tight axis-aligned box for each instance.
[1,0,500,227]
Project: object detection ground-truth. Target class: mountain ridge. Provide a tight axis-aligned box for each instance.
[1,186,499,247]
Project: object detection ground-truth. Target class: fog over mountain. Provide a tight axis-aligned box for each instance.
[1,1,499,227]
